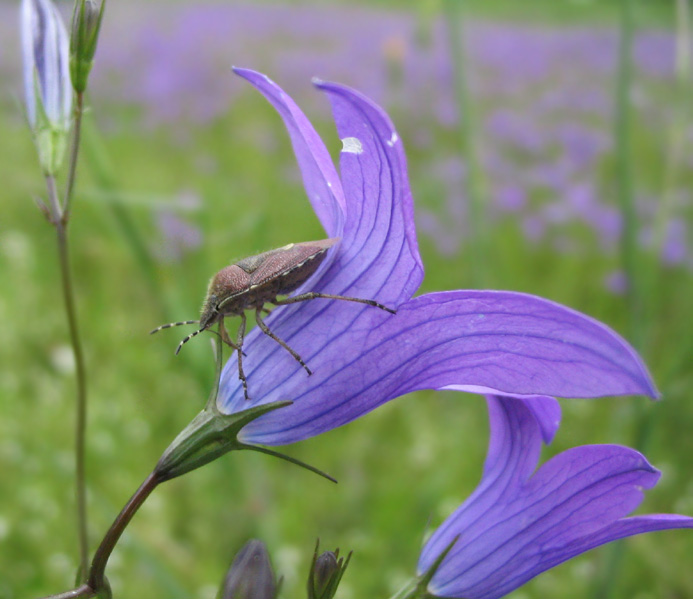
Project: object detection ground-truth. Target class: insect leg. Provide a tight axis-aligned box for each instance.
[235,312,250,401]
[150,320,199,335]
[274,292,396,314]
[255,308,312,376]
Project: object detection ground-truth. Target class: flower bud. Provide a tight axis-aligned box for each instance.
[219,539,277,599]
[307,542,351,599]
[70,0,105,93]
[21,0,72,174]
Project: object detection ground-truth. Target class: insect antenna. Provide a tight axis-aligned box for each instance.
[175,328,206,355]
[149,320,199,335]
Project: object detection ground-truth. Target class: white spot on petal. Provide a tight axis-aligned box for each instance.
[341,137,364,154]
[387,132,399,147]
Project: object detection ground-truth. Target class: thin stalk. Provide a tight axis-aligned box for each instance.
[37,471,161,599]
[596,1,638,596]
[45,174,63,224]
[64,91,85,219]
[388,579,419,599]
[614,0,641,349]
[443,0,487,286]
[87,471,161,592]
[41,584,94,599]
[646,0,691,325]
[46,176,90,581]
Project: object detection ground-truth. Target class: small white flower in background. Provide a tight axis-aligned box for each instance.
[21,0,72,175]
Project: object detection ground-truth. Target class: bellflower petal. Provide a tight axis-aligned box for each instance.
[232,68,345,238]
[224,289,655,445]
[314,80,424,304]
[217,71,657,446]
[418,396,693,599]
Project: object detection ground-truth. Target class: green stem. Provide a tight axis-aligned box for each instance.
[444,0,487,286]
[64,92,85,220]
[614,0,641,349]
[596,2,639,597]
[46,174,90,581]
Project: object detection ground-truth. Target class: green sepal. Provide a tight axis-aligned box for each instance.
[31,72,70,175]
[307,540,352,599]
[155,399,292,482]
[155,332,336,484]
[70,0,106,93]
[390,536,459,599]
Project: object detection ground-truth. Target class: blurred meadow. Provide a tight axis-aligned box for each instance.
[2,0,693,597]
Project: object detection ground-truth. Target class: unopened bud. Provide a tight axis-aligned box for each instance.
[219,539,277,599]
[307,542,351,599]
[70,0,105,93]
[21,0,72,174]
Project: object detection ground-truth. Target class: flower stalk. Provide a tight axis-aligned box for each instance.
[43,169,90,581]
[443,0,488,286]
[22,0,107,579]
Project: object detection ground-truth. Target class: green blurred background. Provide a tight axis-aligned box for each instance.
[1,0,692,597]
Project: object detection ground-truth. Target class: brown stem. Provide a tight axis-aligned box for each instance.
[36,471,160,599]
[40,584,94,599]
[87,471,161,591]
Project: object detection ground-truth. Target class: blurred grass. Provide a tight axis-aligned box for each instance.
[2,1,693,598]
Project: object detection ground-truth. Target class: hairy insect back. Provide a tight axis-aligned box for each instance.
[241,238,339,289]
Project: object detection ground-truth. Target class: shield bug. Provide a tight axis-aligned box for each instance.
[151,238,395,400]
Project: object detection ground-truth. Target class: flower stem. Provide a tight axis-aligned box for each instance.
[444,0,487,286]
[595,1,640,596]
[64,91,85,219]
[41,584,94,599]
[45,174,90,581]
[614,0,641,348]
[37,471,161,599]
[87,471,161,592]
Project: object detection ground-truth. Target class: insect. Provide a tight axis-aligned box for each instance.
[151,238,395,400]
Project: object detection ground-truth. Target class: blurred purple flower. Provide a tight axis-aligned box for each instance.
[604,270,628,295]
[418,394,693,599]
[155,209,202,263]
[216,70,657,447]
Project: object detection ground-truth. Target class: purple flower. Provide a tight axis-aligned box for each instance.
[217,69,657,446]
[417,394,693,599]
